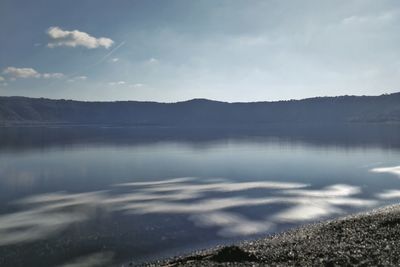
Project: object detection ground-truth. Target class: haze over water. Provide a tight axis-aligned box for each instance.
[0,125,399,266]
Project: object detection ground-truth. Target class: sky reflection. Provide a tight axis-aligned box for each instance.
[0,176,385,245]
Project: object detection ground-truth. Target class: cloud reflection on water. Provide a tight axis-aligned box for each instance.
[56,251,114,267]
[0,177,381,245]
[0,191,106,246]
[377,190,400,199]
[370,165,400,178]
[190,211,273,237]
[371,165,400,200]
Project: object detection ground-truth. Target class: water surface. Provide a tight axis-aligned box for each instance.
[0,125,399,266]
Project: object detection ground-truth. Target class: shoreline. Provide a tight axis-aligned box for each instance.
[147,204,400,266]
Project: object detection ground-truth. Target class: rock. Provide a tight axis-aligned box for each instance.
[210,246,258,263]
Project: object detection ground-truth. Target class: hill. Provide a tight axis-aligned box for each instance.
[0,93,399,125]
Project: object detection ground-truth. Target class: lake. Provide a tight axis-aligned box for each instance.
[0,124,399,266]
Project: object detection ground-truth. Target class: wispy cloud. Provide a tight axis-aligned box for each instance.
[47,26,114,49]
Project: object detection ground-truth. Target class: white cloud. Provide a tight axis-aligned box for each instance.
[42,73,64,79]
[342,16,369,24]
[107,81,145,87]
[3,67,40,78]
[342,11,397,25]
[47,26,114,49]
[147,57,159,64]
[67,76,87,82]
[108,81,126,86]
[110,57,119,62]
[3,67,65,80]
[132,83,144,88]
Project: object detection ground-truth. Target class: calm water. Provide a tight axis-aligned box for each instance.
[0,125,400,266]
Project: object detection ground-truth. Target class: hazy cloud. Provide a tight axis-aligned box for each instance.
[110,57,119,62]
[47,26,114,49]
[0,76,4,81]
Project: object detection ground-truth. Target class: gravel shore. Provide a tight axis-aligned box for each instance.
[148,205,400,266]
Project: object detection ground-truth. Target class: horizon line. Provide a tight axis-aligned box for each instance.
[0,91,398,104]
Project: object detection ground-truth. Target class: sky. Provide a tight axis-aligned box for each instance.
[0,0,399,102]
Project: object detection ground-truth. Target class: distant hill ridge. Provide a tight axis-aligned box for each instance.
[0,93,399,125]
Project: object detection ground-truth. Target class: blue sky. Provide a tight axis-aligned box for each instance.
[0,0,399,102]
